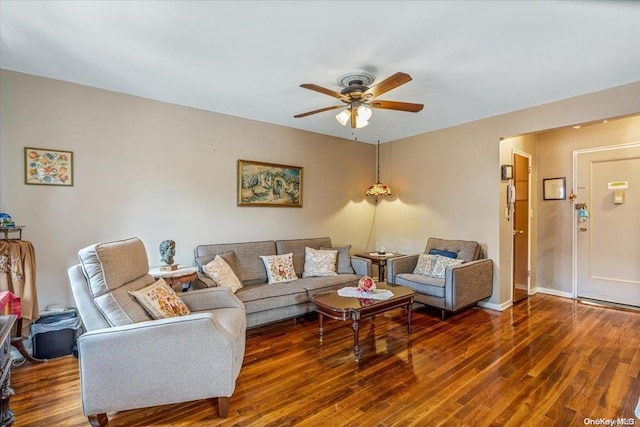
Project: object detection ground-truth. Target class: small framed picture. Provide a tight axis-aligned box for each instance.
[24,147,74,186]
[238,160,303,207]
[543,177,566,200]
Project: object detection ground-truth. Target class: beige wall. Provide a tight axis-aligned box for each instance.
[377,82,640,309]
[2,68,639,312]
[535,115,640,295]
[0,70,376,309]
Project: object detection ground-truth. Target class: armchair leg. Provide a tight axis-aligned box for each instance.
[88,413,108,427]
[218,396,230,418]
[441,309,446,321]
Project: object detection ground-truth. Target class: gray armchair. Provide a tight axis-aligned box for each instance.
[68,237,246,426]
[387,237,493,319]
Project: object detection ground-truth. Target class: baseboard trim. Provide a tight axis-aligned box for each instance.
[477,300,511,312]
[532,286,573,299]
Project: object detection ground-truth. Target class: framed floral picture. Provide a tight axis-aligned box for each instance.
[238,160,302,207]
[24,147,74,186]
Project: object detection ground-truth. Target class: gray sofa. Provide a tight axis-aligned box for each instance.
[386,237,493,319]
[194,237,372,328]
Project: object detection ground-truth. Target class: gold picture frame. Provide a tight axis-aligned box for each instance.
[24,147,74,186]
[238,160,303,207]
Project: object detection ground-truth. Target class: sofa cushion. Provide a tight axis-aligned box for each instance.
[302,247,338,277]
[424,237,480,262]
[78,237,150,297]
[296,274,361,298]
[276,237,332,277]
[235,282,308,314]
[430,255,464,279]
[413,253,437,276]
[260,253,298,284]
[195,240,276,285]
[129,278,191,319]
[94,273,157,326]
[203,254,242,293]
[394,273,446,298]
[429,248,458,259]
[320,245,355,274]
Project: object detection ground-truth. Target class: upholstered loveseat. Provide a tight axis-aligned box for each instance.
[194,237,372,328]
[386,237,493,319]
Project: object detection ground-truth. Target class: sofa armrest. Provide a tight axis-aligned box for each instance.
[351,256,372,277]
[446,259,493,311]
[180,287,245,312]
[386,255,419,283]
[77,313,245,415]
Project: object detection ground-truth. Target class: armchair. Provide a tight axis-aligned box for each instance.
[387,237,493,320]
[68,237,246,426]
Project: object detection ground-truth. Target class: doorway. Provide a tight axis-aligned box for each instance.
[574,144,640,307]
[512,150,531,303]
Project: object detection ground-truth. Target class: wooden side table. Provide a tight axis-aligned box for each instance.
[149,266,199,292]
[354,253,405,282]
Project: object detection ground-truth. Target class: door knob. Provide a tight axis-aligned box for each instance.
[579,226,587,232]
[513,230,524,236]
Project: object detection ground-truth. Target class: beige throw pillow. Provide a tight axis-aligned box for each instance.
[302,247,338,277]
[129,278,191,319]
[203,254,243,293]
[260,253,298,284]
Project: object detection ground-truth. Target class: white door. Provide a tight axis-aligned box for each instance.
[575,144,640,307]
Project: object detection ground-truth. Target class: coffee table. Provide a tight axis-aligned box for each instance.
[312,282,414,362]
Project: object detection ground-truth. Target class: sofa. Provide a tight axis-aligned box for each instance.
[386,237,493,319]
[194,237,372,328]
[68,237,246,425]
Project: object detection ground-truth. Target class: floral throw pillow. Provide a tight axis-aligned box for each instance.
[302,247,338,278]
[260,253,298,284]
[129,278,191,319]
[203,254,243,293]
[413,253,437,276]
[430,255,464,279]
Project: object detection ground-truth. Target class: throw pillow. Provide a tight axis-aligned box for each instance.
[430,255,464,279]
[260,253,298,284]
[429,248,458,259]
[302,247,338,278]
[413,253,437,276]
[129,278,191,319]
[320,245,355,274]
[203,254,243,293]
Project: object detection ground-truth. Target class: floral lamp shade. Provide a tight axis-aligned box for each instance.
[365,182,391,196]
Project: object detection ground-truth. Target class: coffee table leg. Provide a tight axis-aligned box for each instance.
[407,302,413,335]
[352,318,360,362]
[318,313,324,342]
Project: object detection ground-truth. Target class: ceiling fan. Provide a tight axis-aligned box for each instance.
[294,71,423,129]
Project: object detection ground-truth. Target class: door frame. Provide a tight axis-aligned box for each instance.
[571,142,640,299]
[511,149,532,303]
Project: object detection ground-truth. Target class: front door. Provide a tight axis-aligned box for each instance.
[512,151,530,303]
[575,144,640,307]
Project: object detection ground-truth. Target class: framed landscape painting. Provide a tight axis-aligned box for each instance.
[24,147,74,186]
[238,160,303,207]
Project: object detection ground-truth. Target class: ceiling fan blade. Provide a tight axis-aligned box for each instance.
[369,100,424,113]
[300,84,350,102]
[294,105,344,118]
[362,72,412,99]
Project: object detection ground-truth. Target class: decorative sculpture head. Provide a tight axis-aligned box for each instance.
[159,240,176,265]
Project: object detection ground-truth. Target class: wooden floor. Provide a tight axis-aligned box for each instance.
[10,294,640,426]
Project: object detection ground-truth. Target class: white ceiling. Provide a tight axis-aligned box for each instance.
[1,1,639,143]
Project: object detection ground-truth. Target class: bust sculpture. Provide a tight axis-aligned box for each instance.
[159,240,176,265]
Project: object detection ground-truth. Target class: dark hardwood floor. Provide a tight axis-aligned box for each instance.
[9,294,640,426]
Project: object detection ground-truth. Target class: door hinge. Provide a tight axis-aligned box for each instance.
[527,270,531,278]
[528,166,531,173]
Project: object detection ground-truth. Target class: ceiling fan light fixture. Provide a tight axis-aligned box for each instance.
[335,109,350,126]
[356,105,372,121]
[355,118,369,128]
